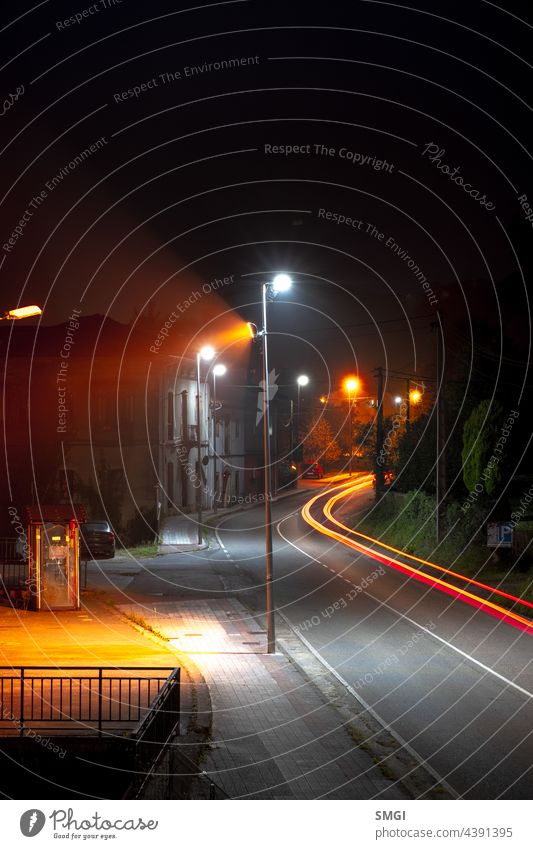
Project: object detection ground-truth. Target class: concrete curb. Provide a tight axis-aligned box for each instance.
[275,611,456,800]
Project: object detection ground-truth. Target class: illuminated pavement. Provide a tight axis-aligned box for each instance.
[211,481,533,799]
[116,596,410,800]
[81,477,533,798]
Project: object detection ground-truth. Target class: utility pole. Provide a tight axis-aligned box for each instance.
[289,398,294,459]
[374,366,384,497]
[405,378,411,427]
[434,321,446,544]
[196,355,203,546]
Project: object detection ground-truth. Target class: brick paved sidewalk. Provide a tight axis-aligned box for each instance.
[118,597,409,800]
[158,513,207,553]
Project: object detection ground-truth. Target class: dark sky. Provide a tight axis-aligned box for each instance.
[1,0,532,400]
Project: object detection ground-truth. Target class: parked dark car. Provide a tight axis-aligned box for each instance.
[79,521,115,561]
[302,462,324,480]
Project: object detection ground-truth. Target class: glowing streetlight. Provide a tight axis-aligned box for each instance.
[410,388,422,404]
[0,304,42,321]
[200,344,215,362]
[394,396,402,405]
[296,374,309,419]
[344,375,360,476]
[319,395,327,405]
[293,374,310,466]
[344,376,360,394]
[271,273,292,293]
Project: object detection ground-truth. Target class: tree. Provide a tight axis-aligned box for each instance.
[462,399,504,496]
[300,415,341,466]
[394,412,437,493]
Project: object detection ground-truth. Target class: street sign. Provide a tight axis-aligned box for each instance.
[487,522,513,548]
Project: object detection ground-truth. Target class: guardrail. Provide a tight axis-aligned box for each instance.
[0,667,178,737]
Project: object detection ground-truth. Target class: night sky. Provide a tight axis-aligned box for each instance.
[1,0,532,400]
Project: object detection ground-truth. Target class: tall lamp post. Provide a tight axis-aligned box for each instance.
[211,363,226,513]
[296,374,309,419]
[344,377,360,476]
[292,374,309,463]
[260,273,292,654]
[196,345,215,545]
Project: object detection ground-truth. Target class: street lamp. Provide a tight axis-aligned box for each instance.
[290,374,310,468]
[211,362,227,513]
[0,304,42,321]
[261,273,292,653]
[196,345,215,544]
[296,374,309,419]
[344,376,360,476]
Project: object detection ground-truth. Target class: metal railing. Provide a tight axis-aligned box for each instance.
[0,537,24,564]
[131,666,230,800]
[134,668,180,746]
[0,538,26,594]
[0,667,178,737]
[0,562,27,588]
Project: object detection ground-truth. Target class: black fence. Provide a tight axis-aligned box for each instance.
[0,537,26,594]
[0,537,23,565]
[0,562,27,588]
[131,667,230,800]
[134,668,181,746]
[0,667,178,736]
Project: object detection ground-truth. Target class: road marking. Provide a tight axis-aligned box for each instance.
[277,608,458,799]
[276,519,533,704]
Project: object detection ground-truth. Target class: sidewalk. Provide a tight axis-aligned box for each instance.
[158,512,207,553]
[157,480,336,555]
[118,596,410,800]
[0,594,177,669]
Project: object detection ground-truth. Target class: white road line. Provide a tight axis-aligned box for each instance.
[276,519,533,703]
[277,608,458,799]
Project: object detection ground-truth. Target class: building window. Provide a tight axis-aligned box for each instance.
[121,394,135,426]
[95,392,114,431]
[180,390,188,439]
[167,461,174,507]
[167,392,174,441]
[224,416,230,454]
[235,417,240,438]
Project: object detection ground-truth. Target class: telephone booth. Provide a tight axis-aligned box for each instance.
[25,505,86,611]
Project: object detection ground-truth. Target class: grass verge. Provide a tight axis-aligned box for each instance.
[349,490,533,619]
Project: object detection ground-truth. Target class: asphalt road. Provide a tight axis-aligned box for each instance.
[113,479,533,799]
[212,480,533,800]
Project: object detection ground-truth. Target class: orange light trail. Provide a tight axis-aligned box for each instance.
[301,478,533,633]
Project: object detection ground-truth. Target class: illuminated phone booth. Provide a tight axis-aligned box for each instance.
[25,505,86,611]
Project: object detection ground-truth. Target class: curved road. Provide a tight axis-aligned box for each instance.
[215,476,533,799]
